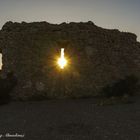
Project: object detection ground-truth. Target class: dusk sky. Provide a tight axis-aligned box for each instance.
[0,0,140,41]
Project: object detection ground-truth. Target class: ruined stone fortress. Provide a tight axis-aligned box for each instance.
[0,21,140,100]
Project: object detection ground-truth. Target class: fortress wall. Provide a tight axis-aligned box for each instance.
[0,21,140,100]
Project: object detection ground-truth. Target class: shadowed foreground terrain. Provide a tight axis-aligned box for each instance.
[0,97,140,140]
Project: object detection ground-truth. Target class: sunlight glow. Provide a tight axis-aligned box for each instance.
[57,48,67,69]
[0,53,2,70]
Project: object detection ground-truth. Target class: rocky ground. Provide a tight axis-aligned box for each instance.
[0,96,140,140]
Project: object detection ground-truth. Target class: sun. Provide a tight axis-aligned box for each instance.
[57,48,67,69]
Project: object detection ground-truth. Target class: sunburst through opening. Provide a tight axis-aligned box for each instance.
[57,48,67,69]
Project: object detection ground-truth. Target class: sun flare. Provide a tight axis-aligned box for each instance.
[57,48,67,69]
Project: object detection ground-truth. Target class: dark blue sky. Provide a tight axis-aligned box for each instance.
[0,0,140,41]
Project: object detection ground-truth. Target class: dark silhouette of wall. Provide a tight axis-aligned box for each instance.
[0,21,140,100]
[0,71,17,103]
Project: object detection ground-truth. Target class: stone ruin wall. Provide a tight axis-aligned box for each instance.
[0,21,140,100]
